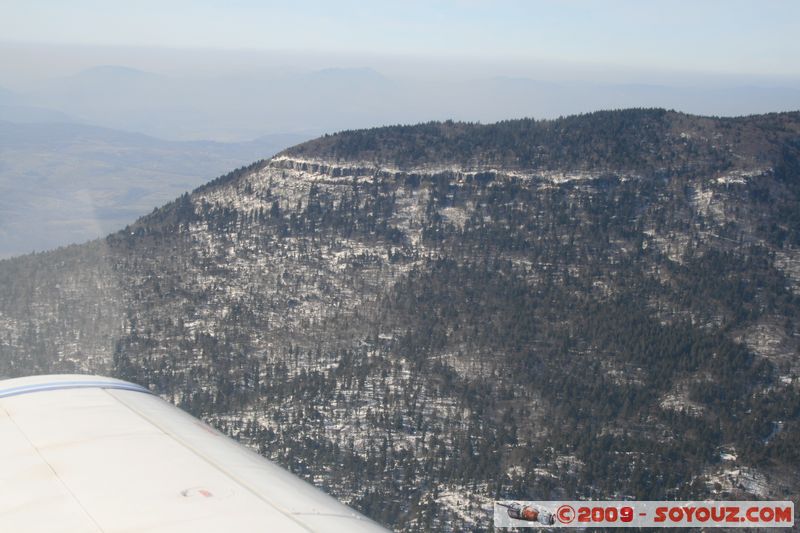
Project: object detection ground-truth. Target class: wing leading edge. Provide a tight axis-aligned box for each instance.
[0,375,390,533]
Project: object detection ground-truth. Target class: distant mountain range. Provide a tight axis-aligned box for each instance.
[1,109,799,531]
[3,64,799,142]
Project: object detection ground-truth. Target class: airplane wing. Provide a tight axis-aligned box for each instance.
[0,375,391,532]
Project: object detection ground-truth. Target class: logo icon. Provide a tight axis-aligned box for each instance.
[557,504,576,524]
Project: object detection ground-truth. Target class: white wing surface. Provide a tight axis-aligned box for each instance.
[0,375,390,533]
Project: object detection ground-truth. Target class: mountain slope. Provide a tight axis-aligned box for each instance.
[1,109,799,531]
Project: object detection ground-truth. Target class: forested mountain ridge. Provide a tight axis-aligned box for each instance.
[1,109,800,531]
[284,109,800,174]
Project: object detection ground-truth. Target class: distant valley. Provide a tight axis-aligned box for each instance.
[0,120,309,257]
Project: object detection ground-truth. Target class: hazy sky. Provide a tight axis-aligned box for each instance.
[0,0,798,142]
[2,0,799,78]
